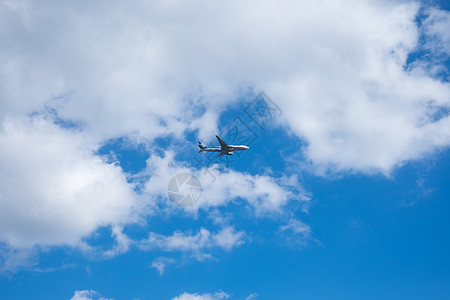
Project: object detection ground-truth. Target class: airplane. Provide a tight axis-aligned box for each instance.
[198,135,249,158]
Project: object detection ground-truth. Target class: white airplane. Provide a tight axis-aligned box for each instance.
[198,135,250,158]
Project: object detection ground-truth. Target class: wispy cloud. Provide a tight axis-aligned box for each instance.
[139,226,245,256]
[172,291,229,300]
[103,226,133,259]
[0,244,36,275]
[423,8,450,57]
[70,290,112,300]
[279,219,314,247]
[151,257,175,275]
[245,294,258,300]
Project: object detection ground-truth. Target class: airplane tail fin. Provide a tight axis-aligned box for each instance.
[198,141,207,152]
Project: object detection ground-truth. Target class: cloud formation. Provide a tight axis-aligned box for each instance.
[423,7,450,57]
[139,226,245,255]
[144,151,310,215]
[0,118,137,248]
[279,219,313,247]
[71,290,112,300]
[172,291,229,300]
[1,0,449,175]
[1,0,450,272]
[151,256,175,275]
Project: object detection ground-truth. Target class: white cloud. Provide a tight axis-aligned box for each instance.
[207,209,233,226]
[151,256,175,275]
[0,243,36,274]
[139,226,244,255]
[264,2,450,175]
[245,293,258,300]
[97,223,245,261]
[1,0,450,270]
[0,118,137,248]
[213,227,245,251]
[71,290,112,300]
[279,219,313,246]
[423,7,450,55]
[0,0,448,177]
[280,219,311,235]
[144,151,311,215]
[103,225,133,259]
[198,167,309,215]
[172,291,229,300]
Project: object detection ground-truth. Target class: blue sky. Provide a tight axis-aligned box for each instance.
[1,1,450,299]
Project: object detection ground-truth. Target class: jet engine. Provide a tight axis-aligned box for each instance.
[226,152,233,155]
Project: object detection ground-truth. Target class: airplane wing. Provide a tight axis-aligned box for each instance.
[216,152,226,158]
[215,135,229,149]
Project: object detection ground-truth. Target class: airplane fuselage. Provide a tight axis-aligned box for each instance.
[198,136,249,158]
[200,145,249,152]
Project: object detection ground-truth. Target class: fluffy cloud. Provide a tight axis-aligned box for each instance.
[1,0,449,176]
[199,169,309,214]
[0,119,301,264]
[0,118,137,248]
[144,151,310,214]
[0,0,226,142]
[212,226,245,251]
[1,0,450,270]
[264,2,450,174]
